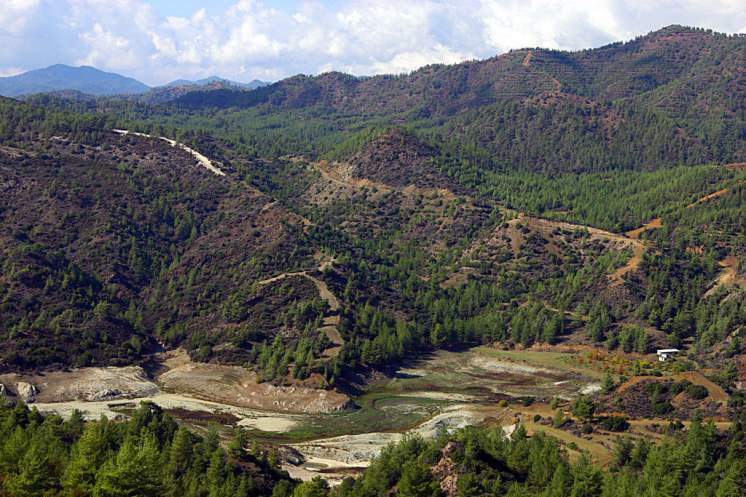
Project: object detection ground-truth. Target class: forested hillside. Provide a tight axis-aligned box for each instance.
[0,98,318,370]
[158,25,745,173]
[2,83,746,385]
[0,402,293,496]
[1,21,746,497]
[2,400,744,496]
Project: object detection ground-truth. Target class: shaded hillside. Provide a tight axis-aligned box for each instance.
[141,78,270,104]
[0,115,316,370]
[2,92,745,379]
[1,26,745,387]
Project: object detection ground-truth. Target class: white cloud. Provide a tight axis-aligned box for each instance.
[0,66,25,77]
[371,44,474,75]
[0,0,745,85]
[0,0,41,34]
[77,23,139,69]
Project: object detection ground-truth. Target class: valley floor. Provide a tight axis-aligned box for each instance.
[2,346,614,483]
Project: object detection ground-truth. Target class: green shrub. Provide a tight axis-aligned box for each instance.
[685,384,708,400]
[670,380,691,395]
[653,401,674,416]
[600,416,630,432]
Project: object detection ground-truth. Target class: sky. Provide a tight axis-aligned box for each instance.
[1,0,745,86]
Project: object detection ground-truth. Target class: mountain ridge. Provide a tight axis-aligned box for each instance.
[0,64,150,97]
[172,24,745,116]
[0,64,271,99]
[163,76,268,89]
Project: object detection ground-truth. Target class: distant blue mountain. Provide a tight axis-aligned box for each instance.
[0,64,150,97]
[162,76,268,90]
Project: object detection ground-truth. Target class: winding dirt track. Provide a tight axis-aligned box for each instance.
[256,259,344,352]
[112,129,225,176]
[687,187,730,208]
[537,217,645,286]
[503,215,645,286]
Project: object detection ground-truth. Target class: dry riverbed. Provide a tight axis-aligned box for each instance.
[1,347,597,484]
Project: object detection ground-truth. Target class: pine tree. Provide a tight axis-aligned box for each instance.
[63,419,114,495]
[5,436,62,497]
[163,427,195,497]
[290,477,329,497]
[571,396,596,423]
[397,460,438,497]
[93,435,162,497]
[601,373,615,394]
[570,455,603,497]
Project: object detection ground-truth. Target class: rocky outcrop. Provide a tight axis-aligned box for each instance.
[85,388,124,401]
[0,366,160,403]
[431,441,464,497]
[16,382,37,403]
[277,446,305,466]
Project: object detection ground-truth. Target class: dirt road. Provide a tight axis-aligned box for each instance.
[505,215,645,286]
[255,256,343,351]
[112,129,225,176]
[687,187,730,208]
[625,218,663,239]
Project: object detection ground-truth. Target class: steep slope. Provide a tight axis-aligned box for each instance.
[0,117,317,371]
[142,78,270,104]
[1,27,745,384]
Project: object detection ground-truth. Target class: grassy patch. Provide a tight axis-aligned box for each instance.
[245,392,444,444]
[475,347,606,380]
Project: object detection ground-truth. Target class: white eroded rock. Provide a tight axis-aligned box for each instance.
[16,382,37,403]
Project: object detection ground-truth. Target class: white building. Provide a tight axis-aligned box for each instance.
[656,349,680,362]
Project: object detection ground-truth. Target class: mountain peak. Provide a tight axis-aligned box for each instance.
[0,64,149,97]
[348,128,455,190]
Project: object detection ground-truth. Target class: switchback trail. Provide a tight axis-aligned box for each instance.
[503,215,645,286]
[255,256,344,354]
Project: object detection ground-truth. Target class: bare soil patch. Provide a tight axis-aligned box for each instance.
[687,186,731,207]
[157,350,351,414]
[705,255,745,297]
[625,218,663,239]
[675,371,729,403]
[522,50,533,67]
[166,407,240,426]
[0,366,159,403]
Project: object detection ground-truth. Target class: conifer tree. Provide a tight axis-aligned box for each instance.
[93,435,162,497]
